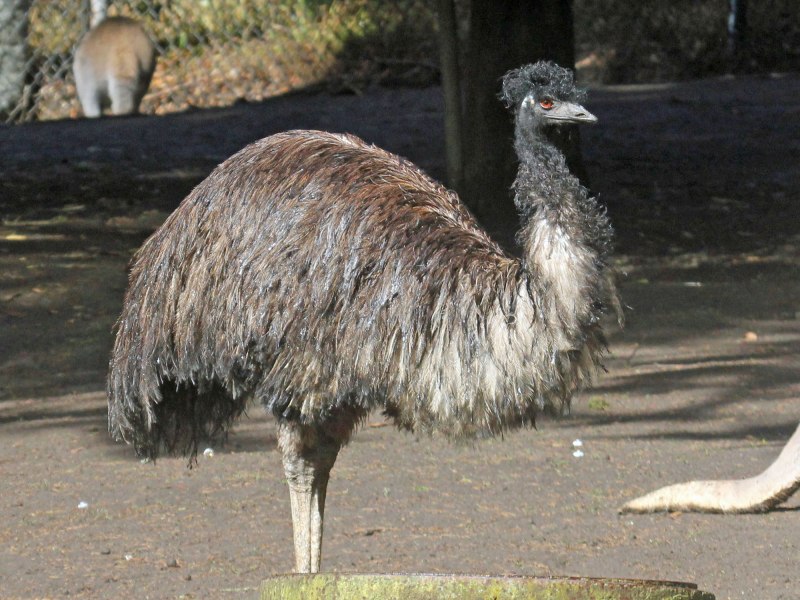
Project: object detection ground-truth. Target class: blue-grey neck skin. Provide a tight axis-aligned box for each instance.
[513,105,573,207]
[512,97,611,258]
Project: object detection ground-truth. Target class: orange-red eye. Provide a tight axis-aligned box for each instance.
[539,99,554,110]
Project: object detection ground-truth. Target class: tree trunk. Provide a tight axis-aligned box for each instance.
[461,0,577,221]
[437,0,464,194]
[0,0,32,120]
[727,0,748,72]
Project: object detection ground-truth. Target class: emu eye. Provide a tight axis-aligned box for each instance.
[539,98,554,110]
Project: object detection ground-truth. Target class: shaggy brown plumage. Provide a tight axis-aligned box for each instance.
[108,60,618,572]
[108,127,613,456]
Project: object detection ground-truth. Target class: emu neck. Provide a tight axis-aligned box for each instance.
[512,122,605,336]
[513,124,579,218]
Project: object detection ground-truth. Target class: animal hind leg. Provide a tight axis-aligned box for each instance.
[75,77,102,118]
[81,95,103,118]
[278,420,341,573]
[622,421,800,513]
[108,77,139,115]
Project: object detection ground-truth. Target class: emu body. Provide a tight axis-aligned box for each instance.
[73,16,156,118]
[108,62,616,572]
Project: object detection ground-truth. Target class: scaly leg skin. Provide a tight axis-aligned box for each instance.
[622,421,800,514]
[278,421,341,573]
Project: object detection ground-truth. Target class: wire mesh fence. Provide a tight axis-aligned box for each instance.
[4,1,797,124]
[3,0,438,123]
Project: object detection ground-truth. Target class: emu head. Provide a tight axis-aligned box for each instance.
[502,61,597,132]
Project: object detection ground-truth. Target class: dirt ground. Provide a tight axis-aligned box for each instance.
[1,73,799,600]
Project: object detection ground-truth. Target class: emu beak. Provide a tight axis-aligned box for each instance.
[546,102,598,125]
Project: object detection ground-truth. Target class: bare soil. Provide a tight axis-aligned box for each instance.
[1,73,799,600]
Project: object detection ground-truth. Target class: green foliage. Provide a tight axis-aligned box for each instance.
[28,0,436,119]
[23,0,800,121]
[587,396,611,411]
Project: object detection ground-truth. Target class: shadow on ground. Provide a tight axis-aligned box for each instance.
[1,73,799,600]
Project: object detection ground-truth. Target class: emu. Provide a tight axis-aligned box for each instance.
[108,61,617,573]
[73,16,156,118]
[623,423,800,513]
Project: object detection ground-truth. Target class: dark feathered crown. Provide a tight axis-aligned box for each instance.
[500,61,586,110]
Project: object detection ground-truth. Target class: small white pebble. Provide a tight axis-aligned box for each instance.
[572,439,583,447]
[203,447,215,457]
[77,501,89,509]
[572,449,584,458]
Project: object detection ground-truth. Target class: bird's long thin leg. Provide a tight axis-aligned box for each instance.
[278,421,340,573]
[622,421,800,514]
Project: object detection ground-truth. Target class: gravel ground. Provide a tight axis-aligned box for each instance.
[1,72,799,599]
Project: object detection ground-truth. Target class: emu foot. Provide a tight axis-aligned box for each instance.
[622,422,800,514]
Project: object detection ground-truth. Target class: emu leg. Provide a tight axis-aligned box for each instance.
[622,421,800,513]
[278,421,340,573]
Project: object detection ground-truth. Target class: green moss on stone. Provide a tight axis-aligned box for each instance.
[260,574,716,600]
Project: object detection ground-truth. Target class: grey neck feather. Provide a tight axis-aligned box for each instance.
[509,114,614,340]
[513,121,580,215]
[512,116,611,261]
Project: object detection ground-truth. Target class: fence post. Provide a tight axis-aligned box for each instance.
[0,0,32,120]
[90,0,108,28]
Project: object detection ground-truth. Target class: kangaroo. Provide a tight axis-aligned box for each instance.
[73,17,156,118]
